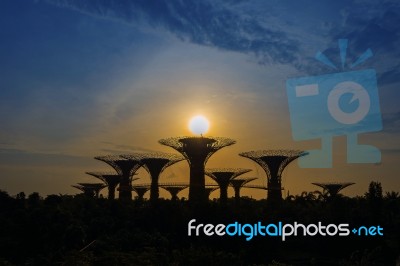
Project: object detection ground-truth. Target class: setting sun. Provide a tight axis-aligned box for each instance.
[188,115,210,135]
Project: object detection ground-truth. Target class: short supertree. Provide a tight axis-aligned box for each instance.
[205,186,218,200]
[161,185,188,201]
[205,168,252,205]
[312,182,355,197]
[239,150,307,203]
[132,185,150,201]
[72,183,106,198]
[230,177,258,203]
[159,136,236,203]
[86,172,140,200]
[95,155,143,201]
[122,152,184,202]
[86,172,121,200]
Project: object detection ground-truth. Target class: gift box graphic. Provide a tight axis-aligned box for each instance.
[286,39,382,168]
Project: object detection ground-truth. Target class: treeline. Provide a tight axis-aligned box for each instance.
[0,182,399,265]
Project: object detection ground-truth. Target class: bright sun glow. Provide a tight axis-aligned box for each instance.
[188,115,210,135]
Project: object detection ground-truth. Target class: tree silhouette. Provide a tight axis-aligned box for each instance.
[0,186,398,265]
[365,181,383,222]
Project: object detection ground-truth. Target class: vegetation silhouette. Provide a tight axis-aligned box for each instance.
[0,181,399,265]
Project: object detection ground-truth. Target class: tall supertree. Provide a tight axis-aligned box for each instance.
[72,183,106,198]
[239,150,307,203]
[312,182,355,197]
[230,177,257,203]
[159,136,235,203]
[95,155,142,201]
[122,152,184,202]
[205,168,252,205]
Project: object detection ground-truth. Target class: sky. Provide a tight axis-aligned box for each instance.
[0,0,399,199]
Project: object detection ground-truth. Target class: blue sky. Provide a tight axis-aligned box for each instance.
[0,0,399,198]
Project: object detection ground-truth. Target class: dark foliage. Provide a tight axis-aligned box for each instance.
[0,185,399,265]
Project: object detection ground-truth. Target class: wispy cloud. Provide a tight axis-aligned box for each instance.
[28,0,398,78]
[320,1,400,83]
[41,0,301,66]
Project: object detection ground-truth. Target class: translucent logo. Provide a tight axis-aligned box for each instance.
[286,39,382,168]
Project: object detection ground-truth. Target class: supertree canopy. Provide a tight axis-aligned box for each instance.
[230,177,258,202]
[122,152,184,202]
[204,186,218,200]
[312,182,355,197]
[159,137,236,163]
[239,150,307,203]
[72,183,106,198]
[95,155,143,201]
[131,185,150,201]
[86,172,121,200]
[159,136,236,203]
[205,168,252,204]
[161,185,188,201]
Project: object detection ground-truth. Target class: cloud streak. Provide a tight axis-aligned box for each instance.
[40,0,400,82]
[42,0,301,66]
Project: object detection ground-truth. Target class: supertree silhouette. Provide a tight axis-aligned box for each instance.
[230,177,257,203]
[86,172,121,200]
[205,186,218,200]
[122,152,184,202]
[132,185,150,201]
[95,155,142,201]
[72,183,106,198]
[312,182,355,197]
[159,136,235,203]
[86,172,140,200]
[161,185,188,201]
[205,168,252,204]
[239,150,307,203]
